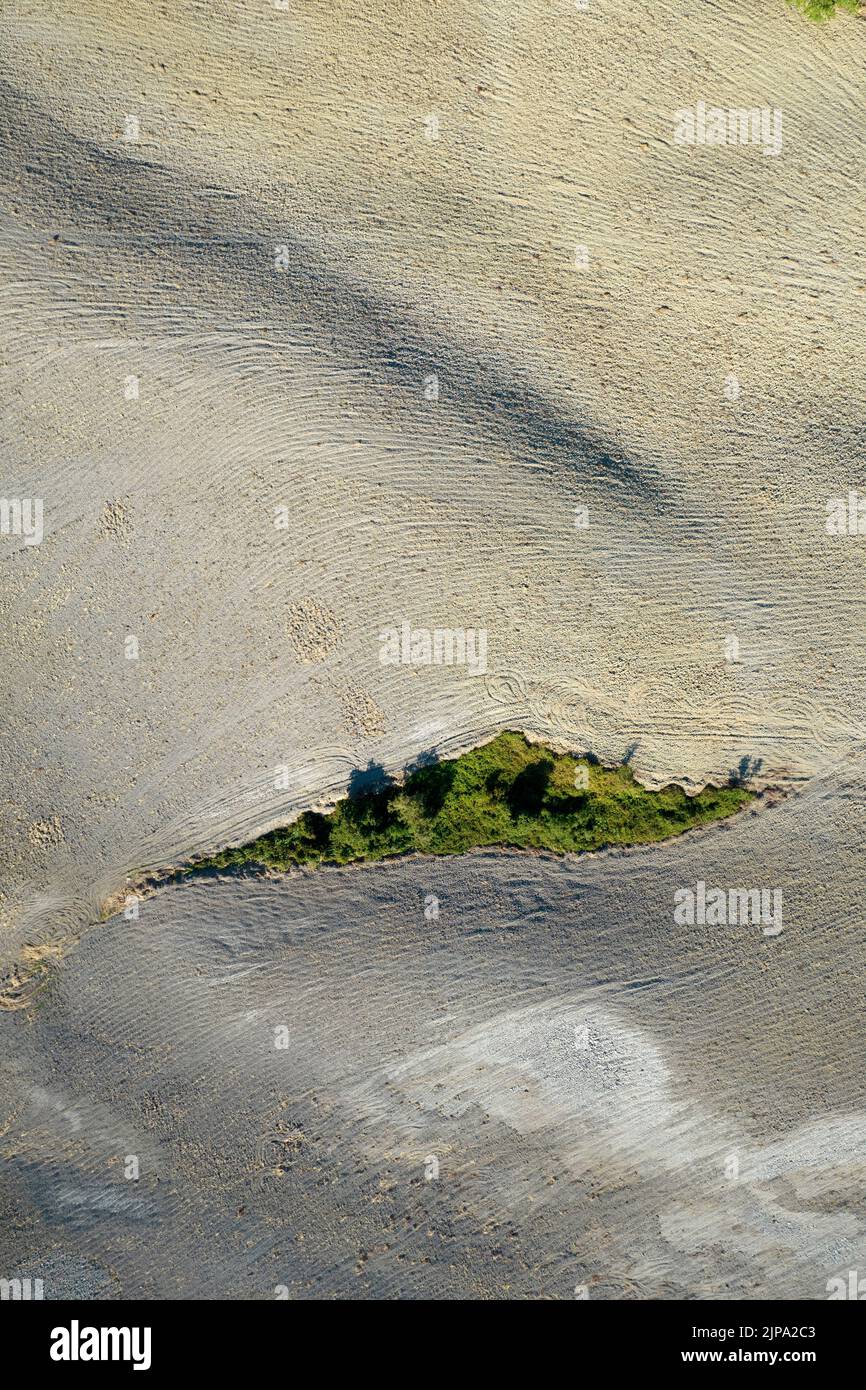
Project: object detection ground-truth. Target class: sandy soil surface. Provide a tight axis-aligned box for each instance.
[2,764,864,1298]
[2,0,865,953]
[1,0,865,1299]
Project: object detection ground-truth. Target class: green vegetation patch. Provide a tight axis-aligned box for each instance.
[788,0,858,19]
[191,732,755,874]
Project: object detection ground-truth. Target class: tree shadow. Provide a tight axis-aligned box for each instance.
[346,761,399,831]
[293,809,333,852]
[348,761,395,799]
[404,749,457,817]
[733,756,767,789]
[506,759,553,817]
[730,754,764,787]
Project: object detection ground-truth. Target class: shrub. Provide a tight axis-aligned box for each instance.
[190,732,756,874]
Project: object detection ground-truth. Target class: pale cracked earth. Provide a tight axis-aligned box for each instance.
[1,0,865,1299]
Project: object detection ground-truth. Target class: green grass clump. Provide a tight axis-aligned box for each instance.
[788,0,858,19]
[192,732,755,875]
